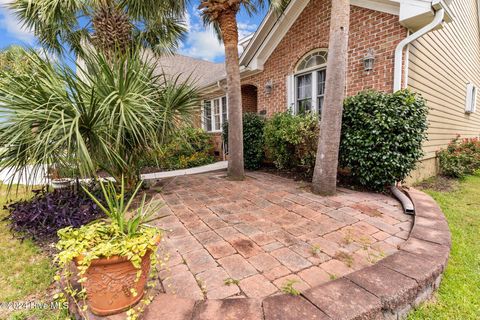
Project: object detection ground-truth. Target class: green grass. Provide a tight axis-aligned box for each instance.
[408,175,480,319]
[0,185,65,320]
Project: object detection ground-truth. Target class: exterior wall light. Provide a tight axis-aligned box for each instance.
[265,80,273,94]
[363,49,376,72]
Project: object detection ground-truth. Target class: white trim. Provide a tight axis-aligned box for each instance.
[403,43,410,89]
[141,161,228,180]
[286,75,295,112]
[241,0,310,70]
[239,9,275,66]
[351,0,400,15]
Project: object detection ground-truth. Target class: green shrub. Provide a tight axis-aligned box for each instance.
[264,112,319,174]
[223,113,265,170]
[340,90,428,191]
[438,136,480,178]
[140,127,214,170]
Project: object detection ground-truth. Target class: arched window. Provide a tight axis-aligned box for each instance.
[294,50,328,114]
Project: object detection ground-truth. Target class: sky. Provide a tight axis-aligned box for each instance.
[0,1,268,63]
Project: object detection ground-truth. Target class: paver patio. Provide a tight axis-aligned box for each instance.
[153,171,413,300]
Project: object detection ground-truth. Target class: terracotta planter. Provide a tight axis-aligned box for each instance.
[78,251,152,316]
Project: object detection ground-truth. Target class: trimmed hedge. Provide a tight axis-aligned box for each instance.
[223,113,265,170]
[339,90,428,191]
[264,112,319,175]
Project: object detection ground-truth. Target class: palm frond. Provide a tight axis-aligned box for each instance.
[0,48,199,190]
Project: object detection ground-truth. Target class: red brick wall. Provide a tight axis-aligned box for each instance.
[241,0,408,117]
[241,85,258,113]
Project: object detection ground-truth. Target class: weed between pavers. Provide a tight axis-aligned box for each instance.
[311,244,322,256]
[224,278,240,286]
[334,251,354,268]
[281,279,301,296]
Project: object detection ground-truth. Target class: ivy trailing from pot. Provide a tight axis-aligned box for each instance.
[54,177,167,319]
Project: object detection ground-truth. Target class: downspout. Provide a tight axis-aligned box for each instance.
[393,8,445,91]
[391,7,445,214]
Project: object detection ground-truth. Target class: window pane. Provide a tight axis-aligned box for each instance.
[298,99,312,114]
[317,70,326,115]
[296,74,312,113]
[317,96,324,115]
[296,51,328,72]
[204,101,212,131]
[222,96,228,123]
[214,99,221,131]
[317,70,326,95]
[297,74,312,99]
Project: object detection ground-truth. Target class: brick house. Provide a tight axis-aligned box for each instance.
[161,0,480,181]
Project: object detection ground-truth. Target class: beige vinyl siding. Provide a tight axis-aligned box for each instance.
[408,0,480,161]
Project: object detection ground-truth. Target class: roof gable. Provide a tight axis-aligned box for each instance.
[239,0,453,72]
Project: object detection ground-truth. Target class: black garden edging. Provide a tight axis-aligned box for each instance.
[94,188,451,320]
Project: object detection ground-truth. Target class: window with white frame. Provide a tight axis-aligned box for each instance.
[203,96,227,132]
[294,50,328,115]
[465,83,477,114]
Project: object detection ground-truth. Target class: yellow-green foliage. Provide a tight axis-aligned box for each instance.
[56,222,161,272]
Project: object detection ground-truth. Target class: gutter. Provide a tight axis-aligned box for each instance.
[393,8,445,91]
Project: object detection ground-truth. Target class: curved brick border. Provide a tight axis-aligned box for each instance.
[94,188,451,320]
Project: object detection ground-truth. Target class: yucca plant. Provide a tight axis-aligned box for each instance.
[0,45,32,77]
[82,177,162,237]
[0,48,199,189]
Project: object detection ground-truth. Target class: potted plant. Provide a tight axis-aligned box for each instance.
[55,178,163,318]
[48,164,76,190]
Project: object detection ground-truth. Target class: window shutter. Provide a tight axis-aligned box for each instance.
[465,83,477,113]
[286,75,295,112]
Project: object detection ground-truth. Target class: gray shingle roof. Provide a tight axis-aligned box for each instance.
[154,54,225,88]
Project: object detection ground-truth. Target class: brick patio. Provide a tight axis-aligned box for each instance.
[153,171,412,300]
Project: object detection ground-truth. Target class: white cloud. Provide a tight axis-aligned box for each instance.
[180,7,257,62]
[181,28,225,61]
[0,0,34,43]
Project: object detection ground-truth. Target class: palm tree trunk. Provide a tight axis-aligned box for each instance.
[218,10,245,180]
[312,0,350,195]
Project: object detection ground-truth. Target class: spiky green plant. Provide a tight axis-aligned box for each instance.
[0,45,33,77]
[0,48,198,189]
[82,177,162,237]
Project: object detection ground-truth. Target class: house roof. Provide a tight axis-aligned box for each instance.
[154,54,225,88]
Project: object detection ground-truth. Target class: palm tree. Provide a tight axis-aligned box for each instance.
[312,0,350,195]
[0,49,198,189]
[198,0,288,180]
[8,0,188,58]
